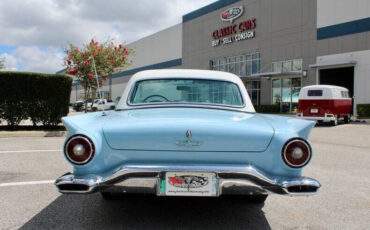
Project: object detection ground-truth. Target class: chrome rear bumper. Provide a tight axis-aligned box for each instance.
[55,164,321,196]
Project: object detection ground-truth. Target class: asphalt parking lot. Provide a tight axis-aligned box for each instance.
[0,124,369,230]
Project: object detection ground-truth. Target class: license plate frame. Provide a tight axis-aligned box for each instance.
[164,172,218,197]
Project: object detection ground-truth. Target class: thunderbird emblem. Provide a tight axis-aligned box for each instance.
[176,130,202,147]
[186,130,192,139]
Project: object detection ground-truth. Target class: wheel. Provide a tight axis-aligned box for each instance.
[245,194,268,204]
[344,114,350,124]
[92,107,97,112]
[110,106,115,110]
[331,116,338,126]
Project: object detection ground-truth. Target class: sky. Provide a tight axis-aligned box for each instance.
[0,0,217,73]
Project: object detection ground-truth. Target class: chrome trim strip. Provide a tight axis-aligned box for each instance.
[55,164,321,196]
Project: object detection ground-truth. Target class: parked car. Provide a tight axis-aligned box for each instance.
[86,99,103,111]
[297,85,352,125]
[91,99,116,111]
[55,69,320,203]
[72,100,84,112]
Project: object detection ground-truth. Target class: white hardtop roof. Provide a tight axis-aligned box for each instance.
[116,69,255,112]
[301,85,349,91]
[129,69,242,84]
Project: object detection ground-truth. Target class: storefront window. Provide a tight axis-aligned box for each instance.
[272,59,302,73]
[210,53,260,77]
[271,77,301,113]
[245,81,260,106]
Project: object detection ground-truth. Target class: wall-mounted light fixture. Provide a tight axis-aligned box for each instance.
[302,70,307,78]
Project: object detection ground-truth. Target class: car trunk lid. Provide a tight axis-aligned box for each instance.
[102,108,274,152]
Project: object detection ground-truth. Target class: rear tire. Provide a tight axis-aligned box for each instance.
[331,116,338,126]
[92,107,97,112]
[344,114,350,124]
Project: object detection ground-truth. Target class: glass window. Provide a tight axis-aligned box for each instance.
[245,80,260,106]
[235,56,240,75]
[273,59,302,73]
[219,58,226,72]
[292,59,302,71]
[240,56,246,76]
[282,78,291,88]
[272,88,281,104]
[307,90,323,96]
[282,61,292,72]
[271,77,301,112]
[228,57,235,73]
[272,79,281,88]
[291,78,301,87]
[272,62,282,72]
[246,59,252,76]
[130,79,244,106]
[211,53,260,77]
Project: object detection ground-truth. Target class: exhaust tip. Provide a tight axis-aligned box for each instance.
[58,183,90,192]
[287,185,319,193]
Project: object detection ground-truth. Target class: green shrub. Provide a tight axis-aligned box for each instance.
[357,104,370,118]
[0,71,72,126]
[256,104,280,113]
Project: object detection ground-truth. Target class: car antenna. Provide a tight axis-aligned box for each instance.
[91,56,106,116]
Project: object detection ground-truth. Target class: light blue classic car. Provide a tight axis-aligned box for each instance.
[55,69,320,203]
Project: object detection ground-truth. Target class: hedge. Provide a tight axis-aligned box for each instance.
[357,104,370,118]
[255,104,280,113]
[0,71,72,126]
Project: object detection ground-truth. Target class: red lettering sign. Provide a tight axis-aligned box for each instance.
[212,18,256,39]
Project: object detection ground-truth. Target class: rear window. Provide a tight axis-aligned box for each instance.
[307,90,323,96]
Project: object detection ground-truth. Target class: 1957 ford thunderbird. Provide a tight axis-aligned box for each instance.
[55,69,320,203]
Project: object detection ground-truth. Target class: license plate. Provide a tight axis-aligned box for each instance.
[164,172,217,196]
[310,108,319,113]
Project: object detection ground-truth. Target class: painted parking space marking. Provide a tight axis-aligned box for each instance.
[0,180,54,187]
[0,150,60,154]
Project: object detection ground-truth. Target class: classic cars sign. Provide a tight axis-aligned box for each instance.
[212,6,256,47]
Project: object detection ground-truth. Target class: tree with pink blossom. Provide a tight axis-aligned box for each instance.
[64,39,133,112]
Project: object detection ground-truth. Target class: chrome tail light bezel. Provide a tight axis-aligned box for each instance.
[64,134,95,165]
[282,138,312,168]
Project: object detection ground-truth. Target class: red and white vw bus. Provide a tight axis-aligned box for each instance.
[297,85,352,125]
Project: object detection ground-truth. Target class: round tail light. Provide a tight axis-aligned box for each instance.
[282,138,311,168]
[64,135,95,165]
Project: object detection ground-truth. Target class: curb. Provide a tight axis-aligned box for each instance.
[0,131,67,138]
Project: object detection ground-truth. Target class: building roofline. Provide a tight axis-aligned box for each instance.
[183,0,242,23]
[56,67,66,74]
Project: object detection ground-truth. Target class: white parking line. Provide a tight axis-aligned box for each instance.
[0,180,54,187]
[0,150,60,154]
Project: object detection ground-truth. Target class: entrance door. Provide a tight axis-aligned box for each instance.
[319,66,354,113]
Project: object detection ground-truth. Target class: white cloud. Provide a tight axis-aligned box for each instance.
[0,0,217,73]
[12,47,64,73]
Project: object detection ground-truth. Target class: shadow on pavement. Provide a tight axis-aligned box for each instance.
[20,194,271,230]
